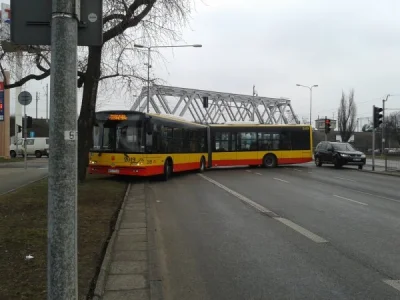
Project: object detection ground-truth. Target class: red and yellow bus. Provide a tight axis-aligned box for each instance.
[88,110,313,180]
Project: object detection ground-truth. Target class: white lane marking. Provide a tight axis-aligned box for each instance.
[255,172,262,176]
[274,217,328,243]
[245,170,252,173]
[198,174,328,244]
[348,188,400,204]
[294,168,302,172]
[273,177,289,183]
[383,280,400,292]
[333,195,368,206]
[308,171,313,174]
[199,174,271,213]
[334,176,356,182]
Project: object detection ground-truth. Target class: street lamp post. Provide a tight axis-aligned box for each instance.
[133,43,202,113]
[296,84,318,127]
[382,94,392,171]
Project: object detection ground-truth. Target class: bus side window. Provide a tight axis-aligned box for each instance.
[280,132,292,150]
[214,132,229,152]
[239,132,256,151]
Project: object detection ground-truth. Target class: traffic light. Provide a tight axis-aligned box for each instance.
[202,96,209,108]
[373,106,383,128]
[324,117,331,134]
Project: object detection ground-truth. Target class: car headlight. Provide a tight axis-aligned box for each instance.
[361,154,366,158]
[340,153,349,157]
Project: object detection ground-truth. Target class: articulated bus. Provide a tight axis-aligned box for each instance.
[88,110,313,180]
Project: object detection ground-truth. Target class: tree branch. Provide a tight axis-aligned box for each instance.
[99,73,120,81]
[103,0,156,43]
[103,13,126,25]
[5,70,50,89]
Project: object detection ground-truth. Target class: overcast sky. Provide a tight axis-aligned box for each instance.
[5,0,400,127]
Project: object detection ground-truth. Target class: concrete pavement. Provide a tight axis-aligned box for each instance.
[94,183,159,300]
[146,165,400,299]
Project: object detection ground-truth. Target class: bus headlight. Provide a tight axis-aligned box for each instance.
[90,160,97,165]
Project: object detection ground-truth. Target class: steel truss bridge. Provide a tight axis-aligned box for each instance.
[130,85,299,124]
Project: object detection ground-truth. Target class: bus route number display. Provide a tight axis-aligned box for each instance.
[108,114,128,121]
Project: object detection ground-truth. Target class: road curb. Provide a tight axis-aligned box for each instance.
[92,183,131,300]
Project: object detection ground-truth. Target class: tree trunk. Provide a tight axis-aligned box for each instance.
[78,45,103,183]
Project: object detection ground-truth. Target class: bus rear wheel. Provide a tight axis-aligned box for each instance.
[263,154,277,168]
[163,159,173,181]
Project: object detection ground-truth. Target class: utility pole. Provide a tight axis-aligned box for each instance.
[14,51,23,155]
[46,83,49,122]
[372,125,375,171]
[382,95,390,171]
[47,0,78,298]
[147,47,150,113]
[36,91,39,119]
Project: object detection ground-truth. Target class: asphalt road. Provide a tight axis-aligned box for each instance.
[148,163,400,300]
[0,158,48,195]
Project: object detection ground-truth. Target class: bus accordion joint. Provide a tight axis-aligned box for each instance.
[108,114,128,121]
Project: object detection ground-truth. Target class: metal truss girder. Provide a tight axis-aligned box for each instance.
[130,85,298,124]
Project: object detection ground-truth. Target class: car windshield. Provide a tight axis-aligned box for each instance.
[332,143,356,151]
[92,117,145,153]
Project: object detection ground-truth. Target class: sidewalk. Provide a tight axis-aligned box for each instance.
[93,182,160,300]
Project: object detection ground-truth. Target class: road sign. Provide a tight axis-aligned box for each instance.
[10,0,103,46]
[18,91,32,106]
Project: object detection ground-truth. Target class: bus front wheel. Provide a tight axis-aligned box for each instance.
[163,159,173,181]
[263,154,277,168]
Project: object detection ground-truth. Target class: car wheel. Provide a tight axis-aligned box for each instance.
[333,157,342,168]
[315,157,322,167]
[35,151,42,158]
[358,165,363,170]
[10,150,16,158]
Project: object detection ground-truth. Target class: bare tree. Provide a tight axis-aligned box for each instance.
[384,111,400,146]
[0,0,194,182]
[337,89,357,142]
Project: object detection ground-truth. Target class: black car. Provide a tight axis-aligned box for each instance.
[314,141,366,169]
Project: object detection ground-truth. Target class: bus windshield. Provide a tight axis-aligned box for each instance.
[93,119,145,153]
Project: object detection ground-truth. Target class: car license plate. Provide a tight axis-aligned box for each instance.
[353,158,361,161]
[108,169,119,174]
